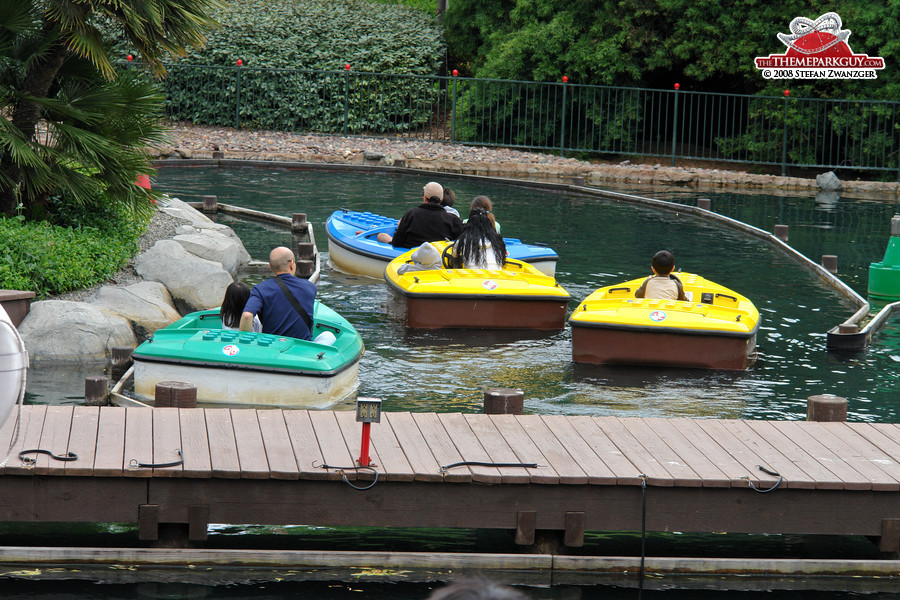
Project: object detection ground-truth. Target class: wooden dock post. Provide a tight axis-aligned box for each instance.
[807,394,847,422]
[201,195,217,214]
[822,255,838,274]
[296,242,316,260]
[110,346,133,380]
[292,213,308,233]
[697,198,711,211]
[155,381,198,408]
[774,224,789,242]
[484,388,524,415]
[84,376,109,406]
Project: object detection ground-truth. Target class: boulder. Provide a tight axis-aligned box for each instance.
[173,229,249,275]
[159,197,216,227]
[816,171,843,191]
[20,301,136,363]
[134,240,233,313]
[85,281,182,342]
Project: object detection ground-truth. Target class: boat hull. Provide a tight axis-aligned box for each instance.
[133,359,359,408]
[387,287,568,330]
[571,323,757,370]
[131,302,364,408]
[569,272,760,370]
[326,210,558,278]
[385,241,570,330]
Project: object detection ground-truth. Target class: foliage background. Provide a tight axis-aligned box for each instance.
[443,0,900,100]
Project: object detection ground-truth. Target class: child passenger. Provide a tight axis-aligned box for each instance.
[634,250,688,301]
[221,281,262,332]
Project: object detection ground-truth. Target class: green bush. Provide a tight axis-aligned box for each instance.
[117,0,446,133]
[0,204,151,299]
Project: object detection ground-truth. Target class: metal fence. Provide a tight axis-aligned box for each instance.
[149,62,900,178]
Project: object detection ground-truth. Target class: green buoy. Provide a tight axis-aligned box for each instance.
[868,216,900,302]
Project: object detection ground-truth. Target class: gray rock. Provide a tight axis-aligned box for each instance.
[364,150,385,161]
[159,197,216,227]
[173,230,248,275]
[134,240,233,313]
[816,171,842,191]
[85,282,182,342]
[20,301,136,363]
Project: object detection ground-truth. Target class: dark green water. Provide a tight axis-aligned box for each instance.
[139,165,898,422]
[15,165,900,598]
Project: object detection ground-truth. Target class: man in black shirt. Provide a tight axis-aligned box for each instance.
[377,181,463,248]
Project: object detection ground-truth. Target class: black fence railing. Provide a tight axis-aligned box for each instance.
[139,62,900,179]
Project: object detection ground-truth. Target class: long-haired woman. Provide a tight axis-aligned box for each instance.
[451,206,506,270]
[221,281,261,332]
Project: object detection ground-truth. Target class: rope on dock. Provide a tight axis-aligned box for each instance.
[18,448,78,464]
[743,465,783,493]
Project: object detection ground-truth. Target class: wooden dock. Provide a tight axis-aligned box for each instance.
[3,405,900,556]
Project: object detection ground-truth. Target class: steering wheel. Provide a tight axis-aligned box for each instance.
[441,242,456,269]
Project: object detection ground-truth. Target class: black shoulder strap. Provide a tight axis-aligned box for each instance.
[272,276,313,331]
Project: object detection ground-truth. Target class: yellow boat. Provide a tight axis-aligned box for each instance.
[569,272,760,370]
[385,241,571,330]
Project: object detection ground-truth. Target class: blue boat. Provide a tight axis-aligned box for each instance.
[325,209,559,279]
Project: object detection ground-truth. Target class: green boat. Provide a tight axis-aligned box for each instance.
[131,301,364,408]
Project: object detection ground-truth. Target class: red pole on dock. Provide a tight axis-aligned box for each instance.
[355,397,382,467]
[358,422,373,467]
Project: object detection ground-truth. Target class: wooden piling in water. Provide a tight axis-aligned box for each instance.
[484,388,525,415]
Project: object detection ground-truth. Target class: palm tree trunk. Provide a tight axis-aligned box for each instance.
[0,42,68,216]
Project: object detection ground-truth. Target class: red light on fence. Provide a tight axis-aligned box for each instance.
[345,64,351,71]
[126,54,133,62]
[674,83,680,90]
[236,59,243,66]
[562,75,568,83]
[784,89,790,97]
[452,69,458,77]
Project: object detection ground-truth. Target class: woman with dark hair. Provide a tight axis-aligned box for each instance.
[450,206,507,270]
[221,281,261,332]
[465,195,501,233]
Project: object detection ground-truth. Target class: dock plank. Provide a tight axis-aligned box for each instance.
[852,423,900,477]
[309,411,357,479]
[800,422,900,491]
[488,414,558,484]
[595,417,674,486]
[641,417,730,487]
[437,413,501,484]
[767,421,871,490]
[722,420,817,489]
[541,415,616,485]
[230,409,270,479]
[204,409,241,479]
[413,412,471,483]
[516,415,588,485]
[283,410,336,480]
[568,416,643,485]
[463,414,535,484]
[34,405,73,475]
[618,418,702,487]
[178,407,211,478]
[384,412,441,482]
[666,419,754,487]
[123,408,154,478]
[151,408,183,478]
[65,406,100,477]
[93,406,126,477]
[357,412,414,482]
[256,410,300,480]
[690,419,781,489]
[334,411,382,483]
[3,404,46,475]
[0,405,21,454]
[744,420,841,489]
